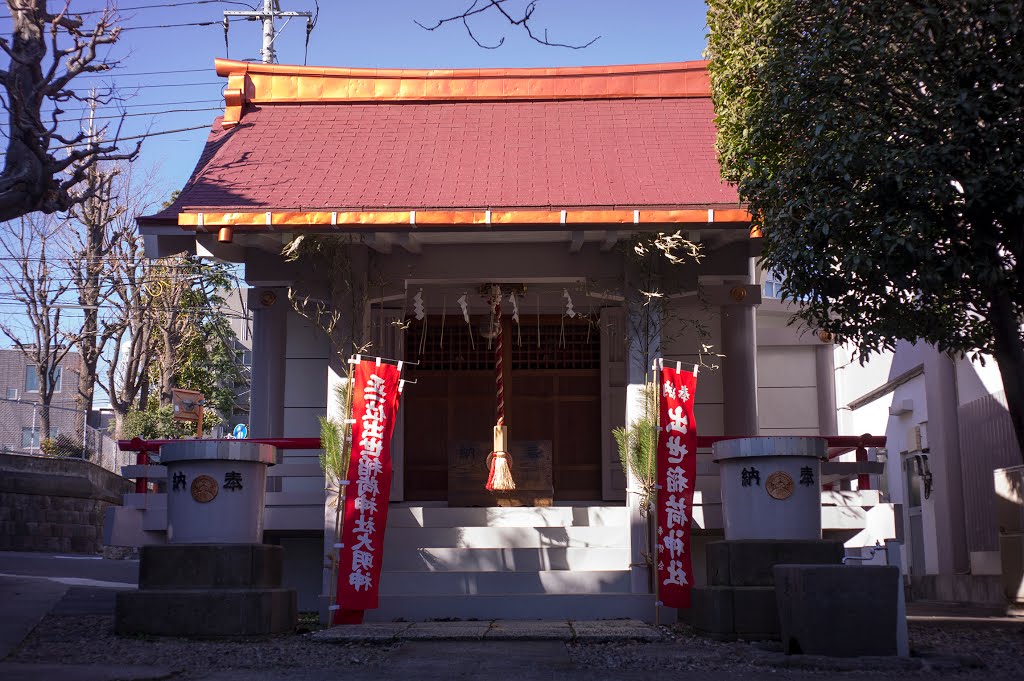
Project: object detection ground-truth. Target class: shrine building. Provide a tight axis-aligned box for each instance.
[134,59,886,620]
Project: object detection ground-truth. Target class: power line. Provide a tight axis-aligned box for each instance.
[73,107,222,121]
[35,1,259,17]
[58,99,223,113]
[103,81,224,89]
[75,68,211,79]
[120,21,224,31]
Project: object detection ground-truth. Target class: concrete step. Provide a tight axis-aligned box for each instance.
[365,593,655,622]
[383,525,629,551]
[386,505,627,529]
[383,546,630,572]
[378,569,632,595]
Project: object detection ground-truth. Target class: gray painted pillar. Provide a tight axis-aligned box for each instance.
[721,299,759,436]
[924,350,969,574]
[248,287,287,438]
[815,345,838,435]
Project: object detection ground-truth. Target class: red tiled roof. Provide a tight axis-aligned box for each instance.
[144,60,741,227]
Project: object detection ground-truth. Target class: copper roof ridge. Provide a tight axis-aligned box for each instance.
[214,58,709,80]
[214,58,711,128]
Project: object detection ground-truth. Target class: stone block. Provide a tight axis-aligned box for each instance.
[774,564,905,657]
[691,586,734,635]
[706,540,845,587]
[692,586,778,638]
[732,586,780,636]
[139,544,284,589]
[116,587,297,637]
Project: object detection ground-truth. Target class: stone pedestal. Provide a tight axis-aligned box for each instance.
[691,540,843,640]
[117,544,296,637]
[774,564,907,656]
[115,441,296,637]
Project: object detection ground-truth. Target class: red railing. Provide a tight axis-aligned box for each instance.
[119,434,885,493]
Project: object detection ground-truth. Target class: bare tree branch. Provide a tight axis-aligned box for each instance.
[0,212,83,436]
[0,1,138,222]
[415,0,599,50]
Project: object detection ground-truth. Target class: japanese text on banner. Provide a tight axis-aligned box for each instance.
[335,360,402,618]
[657,364,698,609]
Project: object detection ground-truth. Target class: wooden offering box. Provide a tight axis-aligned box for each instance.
[448,440,553,507]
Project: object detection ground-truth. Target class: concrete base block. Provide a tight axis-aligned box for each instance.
[139,544,283,589]
[774,564,906,657]
[116,588,297,637]
[707,540,845,587]
[691,586,778,639]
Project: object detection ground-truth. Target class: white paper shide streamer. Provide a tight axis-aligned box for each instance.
[563,289,576,318]
[412,289,425,320]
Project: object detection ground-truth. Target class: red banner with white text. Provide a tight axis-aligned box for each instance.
[656,362,698,609]
[335,358,403,619]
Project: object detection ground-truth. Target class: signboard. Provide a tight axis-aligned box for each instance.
[334,358,404,622]
[171,389,204,422]
[656,361,698,609]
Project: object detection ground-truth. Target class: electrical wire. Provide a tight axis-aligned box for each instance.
[58,99,223,112]
[72,107,222,121]
[55,1,260,17]
[75,68,212,79]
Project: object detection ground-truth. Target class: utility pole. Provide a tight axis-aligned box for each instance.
[224,1,313,64]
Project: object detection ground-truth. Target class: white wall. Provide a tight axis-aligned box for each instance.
[283,309,329,493]
[757,345,819,434]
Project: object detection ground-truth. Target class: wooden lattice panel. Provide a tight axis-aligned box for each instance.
[510,316,600,371]
[406,315,600,371]
[407,317,493,371]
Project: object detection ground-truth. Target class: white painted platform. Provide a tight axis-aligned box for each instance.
[370,505,636,621]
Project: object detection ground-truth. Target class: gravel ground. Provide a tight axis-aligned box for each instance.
[10,615,398,677]
[569,622,1024,678]
[9,615,1024,679]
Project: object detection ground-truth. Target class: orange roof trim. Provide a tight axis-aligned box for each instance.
[179,208,751,231]
[214,58,711,128]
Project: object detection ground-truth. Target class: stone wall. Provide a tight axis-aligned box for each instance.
[0,452,133,553]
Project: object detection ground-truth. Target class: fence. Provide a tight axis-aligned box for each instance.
[0,397,128,474]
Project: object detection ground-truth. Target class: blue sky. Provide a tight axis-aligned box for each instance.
[3,1,710,194]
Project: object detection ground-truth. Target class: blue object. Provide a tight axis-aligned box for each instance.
[232,423,249,439]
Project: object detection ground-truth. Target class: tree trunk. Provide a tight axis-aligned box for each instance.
[112,409,127,440]
[77,304,99,416]
[990,288,1024,463]
[0,2,51,222]
[160,330,176,404]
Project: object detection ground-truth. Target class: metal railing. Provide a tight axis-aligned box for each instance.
[118,434,886,493]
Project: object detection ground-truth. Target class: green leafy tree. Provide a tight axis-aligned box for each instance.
[707,0,1024,458]
[148,253,246,425]
[120,399,222,440]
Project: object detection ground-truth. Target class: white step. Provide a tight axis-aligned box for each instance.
[379,569,632,595]
[386,505,627,528]
[364,593,655,622]
[384,525,629,551]
[384,546,630,572]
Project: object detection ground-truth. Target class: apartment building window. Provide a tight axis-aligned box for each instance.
[5,387,17,400]
[763,271,785,299]
[21,427,58,449]
[24,366,61,393]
